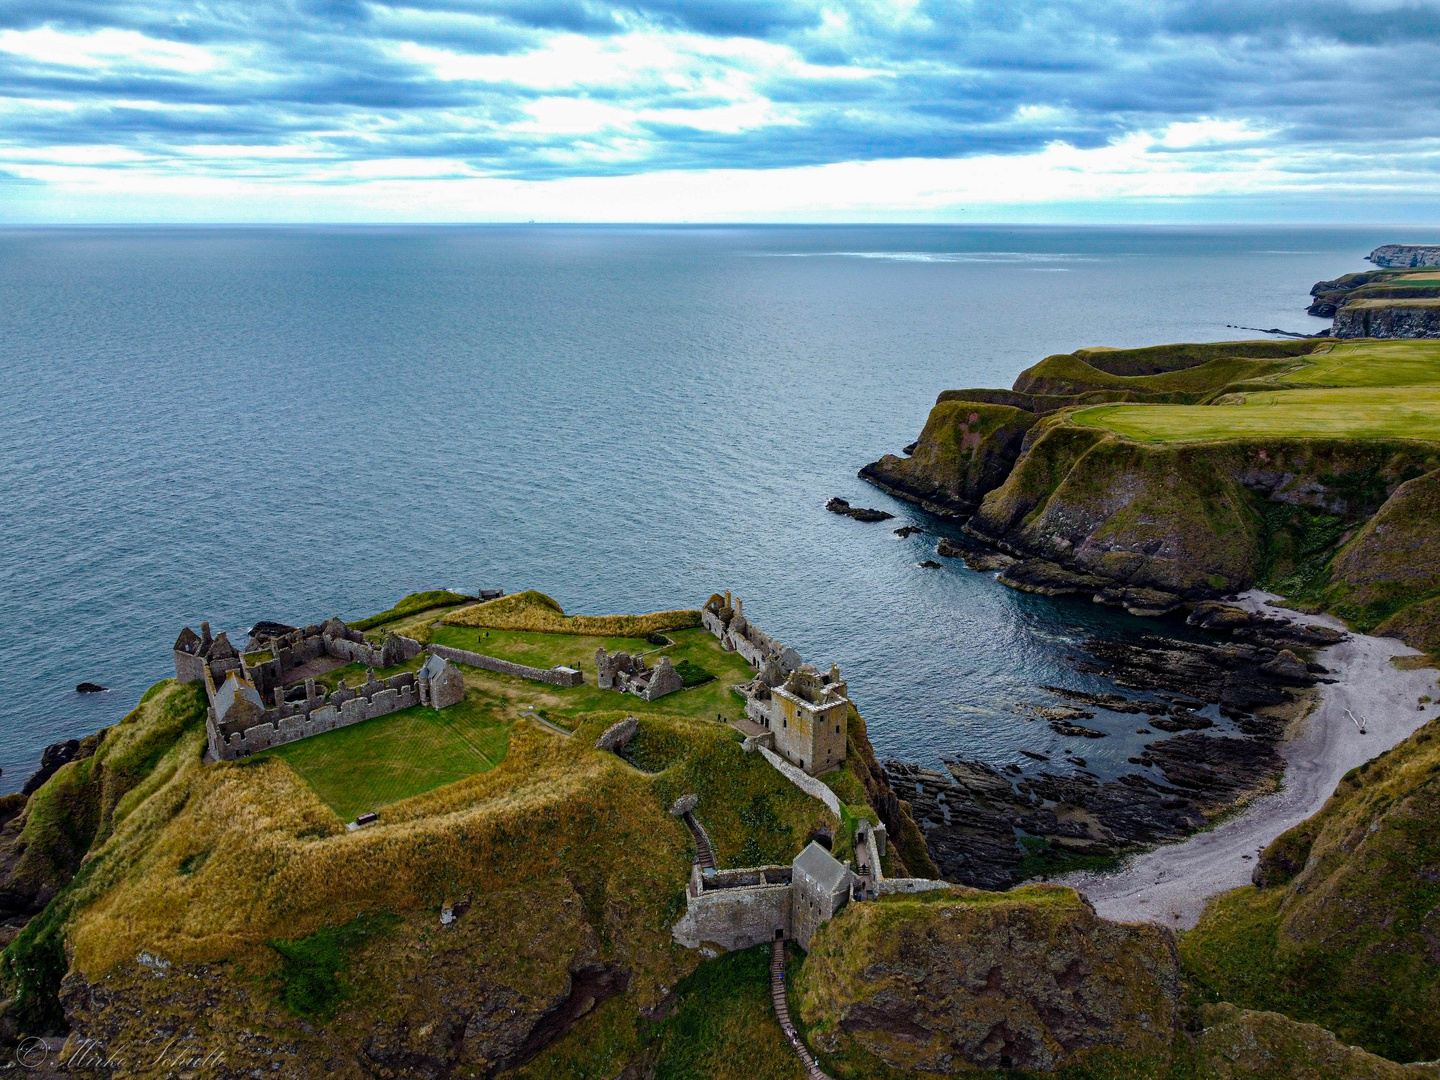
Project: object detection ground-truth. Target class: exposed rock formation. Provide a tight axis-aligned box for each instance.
[1368,244,1440,269]
[1334,299,1440,339]
[824,497,892,522]
[799,884,1179,1074]
[860,400,1038,517]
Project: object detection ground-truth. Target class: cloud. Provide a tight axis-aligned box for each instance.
[0,0,1436,217]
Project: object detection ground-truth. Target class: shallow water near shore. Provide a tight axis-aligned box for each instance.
[3,223,1437,794]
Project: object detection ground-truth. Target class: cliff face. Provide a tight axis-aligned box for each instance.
[1368,244,1440,269]
[797,884,1180,1075]
[1334,299,1440,339]
[1183,718,1440,1065]
[862,339,1440,644]
[859,400,1037,517]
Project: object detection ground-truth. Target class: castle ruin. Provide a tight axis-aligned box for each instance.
[595,649,684,700]
[174,618,443,762]
[702,592,850,777]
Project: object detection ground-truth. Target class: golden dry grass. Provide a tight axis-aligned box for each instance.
[442,589,700,636]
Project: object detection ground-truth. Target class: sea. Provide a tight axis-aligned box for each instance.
[4,224,1437,794]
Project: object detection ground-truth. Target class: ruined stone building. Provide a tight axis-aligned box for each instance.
[417,654,465,709]
[174,618,436,762]
[595,649,683,701]
[702,592,850,776]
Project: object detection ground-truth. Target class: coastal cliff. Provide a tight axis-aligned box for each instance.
[863,339,1440,652]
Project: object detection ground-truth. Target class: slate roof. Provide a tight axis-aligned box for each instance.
[214,672,264,718]
[418,654,450,679]
[794,841,852,894]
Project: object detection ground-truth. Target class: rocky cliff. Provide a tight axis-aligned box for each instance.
[1334,299,1440,339]
[1368,244,1440,269]
[863,339,1440,650]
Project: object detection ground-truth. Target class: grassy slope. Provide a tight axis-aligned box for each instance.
[2,667,841,1061]
[443,590,700,636]
[1074,387,1440,442]
[348,589,473,631]
[1071,340,1440,443]
[1181,718,1440,1064]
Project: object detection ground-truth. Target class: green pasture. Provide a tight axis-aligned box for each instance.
[1074,386,1440,443]
[429,624,655,670]
[1274,339,1440,388]
[261,691,512,821]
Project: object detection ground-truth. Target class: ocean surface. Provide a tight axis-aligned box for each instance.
[4,223,1436,795]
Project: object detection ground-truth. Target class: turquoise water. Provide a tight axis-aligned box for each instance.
[2,224,1430,793]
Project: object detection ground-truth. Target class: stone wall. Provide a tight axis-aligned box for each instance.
[428,643,584,687]
[758,746,843,816]
[672,864,795,951]
[210,673,420,760]
[876,877,952,896]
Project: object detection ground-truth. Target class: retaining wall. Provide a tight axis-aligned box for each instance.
[758,746,843,816]
[428,643,584,687]
[673,879,793,951]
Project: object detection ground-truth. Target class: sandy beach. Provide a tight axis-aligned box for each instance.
[1061,590,1439,930]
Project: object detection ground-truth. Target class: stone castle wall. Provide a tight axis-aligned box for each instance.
[209,670,419,761]
[427,643,584,687]
[671,864,794,951]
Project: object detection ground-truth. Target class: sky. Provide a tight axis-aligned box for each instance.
[0,0,1438,222]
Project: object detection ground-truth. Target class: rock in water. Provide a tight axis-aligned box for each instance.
[76,682,107,693]
[826,497,894,522]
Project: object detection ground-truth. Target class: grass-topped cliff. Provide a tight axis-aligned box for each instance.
[0,591,933,1078]
[1182,715,1440,1064]
[864,338,1440,646]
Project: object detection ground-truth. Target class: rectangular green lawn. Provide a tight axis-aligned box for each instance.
[1275,340,1440,388]
[262,693,512,821]
[1074,386,1440,443]
[429,624,655,670]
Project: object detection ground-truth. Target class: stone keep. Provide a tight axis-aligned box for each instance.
[418,654,465,709]
[748,664,850,776]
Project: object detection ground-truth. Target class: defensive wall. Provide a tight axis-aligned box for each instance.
[204,667,421,760]
[427,643,584,687]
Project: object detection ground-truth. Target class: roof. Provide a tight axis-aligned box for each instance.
[793,841,852,893]
[418,654,450,679]
[214,673,264,719]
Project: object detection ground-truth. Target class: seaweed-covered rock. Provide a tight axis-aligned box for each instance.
[799,885,1179,1074]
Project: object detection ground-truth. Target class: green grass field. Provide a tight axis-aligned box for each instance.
[1274,340,1440,388]
[1072,339,1440,443]
[1074,386,1440,442]
[261,692,512,821]
[429,624,655,670]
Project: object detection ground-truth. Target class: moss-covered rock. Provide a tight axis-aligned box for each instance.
[1182,718,1440,1064]
[860,400,1037,517]
[1327,469,1440,640]
[797,885,1179,1075]
[1191,1003,1440,1079]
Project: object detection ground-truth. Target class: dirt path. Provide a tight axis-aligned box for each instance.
[1061,590,1438,930]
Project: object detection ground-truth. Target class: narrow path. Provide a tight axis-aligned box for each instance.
[681,810,716,870]
[519,710,573,738]
[1061,590,1439,929]
[770,941,831,1080]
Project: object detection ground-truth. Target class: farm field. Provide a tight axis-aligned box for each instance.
[1075,386,1440,442]
[261,691,513,821]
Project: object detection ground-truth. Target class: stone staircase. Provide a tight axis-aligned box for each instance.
[770,940,831,1080]
[682,810,717,870]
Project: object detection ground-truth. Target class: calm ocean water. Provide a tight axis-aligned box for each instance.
[3,224,1436,794]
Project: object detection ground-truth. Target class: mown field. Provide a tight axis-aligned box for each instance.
[1073,339,1440,443]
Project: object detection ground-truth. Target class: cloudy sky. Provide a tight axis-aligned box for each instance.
[2,0,1438,221]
